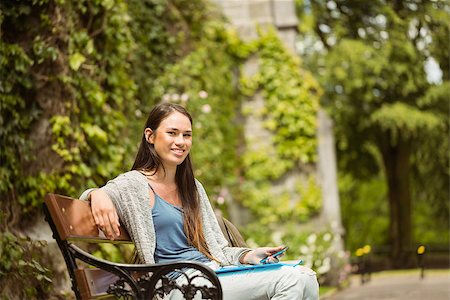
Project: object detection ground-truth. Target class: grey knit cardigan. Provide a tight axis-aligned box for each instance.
[99,170,250,265]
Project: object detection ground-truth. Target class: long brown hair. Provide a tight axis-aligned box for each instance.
[132,103,214,261]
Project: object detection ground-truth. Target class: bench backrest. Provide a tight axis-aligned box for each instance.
[44,193,131,243]
[44,193,245,299]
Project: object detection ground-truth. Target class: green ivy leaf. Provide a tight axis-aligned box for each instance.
[69,52,85,70]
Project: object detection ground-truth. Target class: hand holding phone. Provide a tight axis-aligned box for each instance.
[260,246,288,264]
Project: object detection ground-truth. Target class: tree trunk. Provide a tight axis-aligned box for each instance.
[379,136,413,268]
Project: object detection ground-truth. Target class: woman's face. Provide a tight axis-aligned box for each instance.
[146,111,192,169]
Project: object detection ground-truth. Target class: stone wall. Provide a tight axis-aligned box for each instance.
[214,0,344,239]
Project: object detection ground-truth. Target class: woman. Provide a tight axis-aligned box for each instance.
[87,103,319,299]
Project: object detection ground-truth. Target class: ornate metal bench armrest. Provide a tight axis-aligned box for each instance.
[69,244,222,299]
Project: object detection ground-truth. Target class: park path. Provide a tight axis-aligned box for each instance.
[323,271,450,300]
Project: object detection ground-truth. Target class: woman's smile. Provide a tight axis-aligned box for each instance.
[171,147,185,156]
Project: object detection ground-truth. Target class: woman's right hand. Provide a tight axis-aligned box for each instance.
[240,246,287,265]
[90,189,120,240]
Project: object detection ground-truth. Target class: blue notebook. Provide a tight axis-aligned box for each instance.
[215,260,303,274]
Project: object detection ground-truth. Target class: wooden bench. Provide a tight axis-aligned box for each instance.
[43,193,247,299]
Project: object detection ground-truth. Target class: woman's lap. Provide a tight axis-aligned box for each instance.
[218,265,319,300]
[164,264,319,300]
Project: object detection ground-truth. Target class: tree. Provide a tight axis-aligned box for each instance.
[297,0,449,267]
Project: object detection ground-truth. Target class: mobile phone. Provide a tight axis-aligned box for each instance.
[260,246,289,264]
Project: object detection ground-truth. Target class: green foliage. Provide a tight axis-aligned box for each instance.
[0,232,52,298]
[411,82,450,239]
[236,28,322,239]
[92,243,135,263]
[128,0,215,105]
[296,176,322,217]
[371,102,441,143]
[242,149,293,181]
[298,231,350,285]
[298,0,450,254]
[0,43,35,194]
[339,173,389,252]
[413,198,450,246]
[1,0,138,215]
[322,37,429,143]
[239,176,322,228]
[241,28,320,166]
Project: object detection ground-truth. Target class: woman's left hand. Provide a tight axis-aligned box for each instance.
[240,246,286,265]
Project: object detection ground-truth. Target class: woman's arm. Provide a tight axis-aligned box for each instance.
[88,188,121,239]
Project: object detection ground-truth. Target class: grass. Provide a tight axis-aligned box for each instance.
[319,285,336,296]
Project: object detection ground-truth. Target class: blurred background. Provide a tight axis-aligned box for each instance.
[1,0,448,298]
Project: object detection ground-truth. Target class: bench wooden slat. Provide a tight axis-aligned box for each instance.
[44,194,130,243]
[74,268,118,299]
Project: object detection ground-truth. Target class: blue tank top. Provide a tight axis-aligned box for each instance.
[151,185,210,264]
